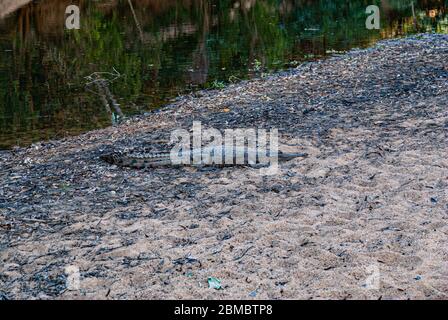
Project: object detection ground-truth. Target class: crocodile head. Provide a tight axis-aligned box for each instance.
[100,153,124,165]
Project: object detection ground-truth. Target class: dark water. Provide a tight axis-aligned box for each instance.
[0,0,447,149]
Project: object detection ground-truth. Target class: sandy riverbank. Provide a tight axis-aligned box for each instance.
[0,33,447,300]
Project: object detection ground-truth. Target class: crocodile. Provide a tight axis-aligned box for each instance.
[100,146,308,169]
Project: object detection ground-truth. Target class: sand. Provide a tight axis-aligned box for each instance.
[0,34,447,300]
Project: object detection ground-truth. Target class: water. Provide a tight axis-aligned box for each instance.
[0,0,447,149]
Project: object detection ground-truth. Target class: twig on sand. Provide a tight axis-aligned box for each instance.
[233,245,254,261]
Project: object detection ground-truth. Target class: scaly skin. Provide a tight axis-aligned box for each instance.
[100,146,308,169]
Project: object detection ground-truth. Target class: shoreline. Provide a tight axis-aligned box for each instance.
[1,33,447,300]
